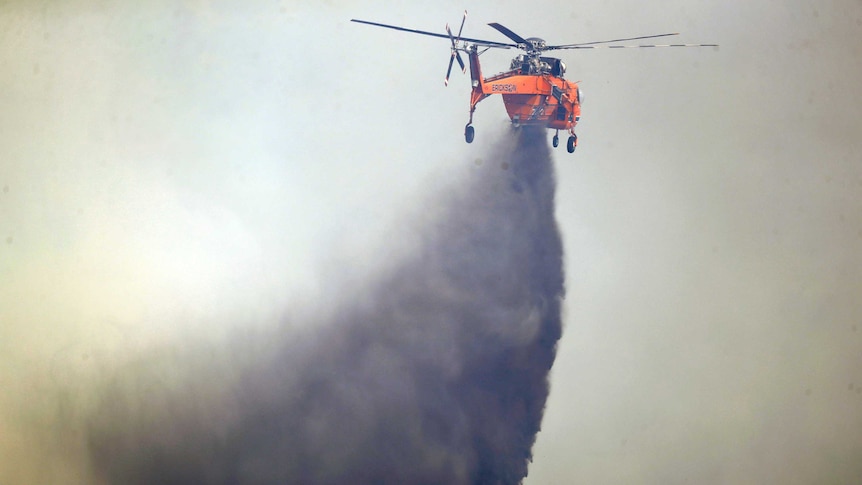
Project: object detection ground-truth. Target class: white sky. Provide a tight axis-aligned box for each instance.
[1,0,861,483]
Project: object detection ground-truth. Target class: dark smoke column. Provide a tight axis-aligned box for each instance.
[431,126,565,483]
[87,127,564,485]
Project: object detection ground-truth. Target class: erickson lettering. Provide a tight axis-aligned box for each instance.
[491,83,517,92]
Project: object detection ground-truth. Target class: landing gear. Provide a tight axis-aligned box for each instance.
[567,134,577,153]
[465,124,475,144]
[552,130,560,148]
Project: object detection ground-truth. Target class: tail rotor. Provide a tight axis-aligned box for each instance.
[444,10,467,86]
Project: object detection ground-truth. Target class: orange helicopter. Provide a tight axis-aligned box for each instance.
[352,12,717,153]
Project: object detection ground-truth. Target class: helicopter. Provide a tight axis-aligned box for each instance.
[352,12,717,153]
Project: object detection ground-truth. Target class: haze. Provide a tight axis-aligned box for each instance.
[1,1,861,483]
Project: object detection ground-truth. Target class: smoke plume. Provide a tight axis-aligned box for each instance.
[86,127,564,484]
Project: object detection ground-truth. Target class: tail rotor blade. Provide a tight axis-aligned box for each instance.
[445,54,455,86]
[446,23,457,47]
[456,10,467,38]
[446,16,466,80]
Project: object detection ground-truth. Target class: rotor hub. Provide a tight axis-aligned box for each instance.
[524,37,546,54]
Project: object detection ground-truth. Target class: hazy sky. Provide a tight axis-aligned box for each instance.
[1,0,861,483]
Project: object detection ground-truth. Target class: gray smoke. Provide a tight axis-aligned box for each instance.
[86,127,564,485]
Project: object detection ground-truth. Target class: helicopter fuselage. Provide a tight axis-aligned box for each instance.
[467,48,581,139]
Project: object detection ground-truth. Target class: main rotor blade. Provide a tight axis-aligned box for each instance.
[549,32,680,49]
[351,19,515,48]
[553,42,719,50]
[487,22,528,45]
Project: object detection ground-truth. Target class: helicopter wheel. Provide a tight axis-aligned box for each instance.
[567,135,577,153]
[465,125,475,144]
[552,133,560,148]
